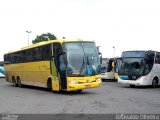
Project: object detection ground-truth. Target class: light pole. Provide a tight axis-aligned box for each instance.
[26,31,31,45]
[113,46,115,58]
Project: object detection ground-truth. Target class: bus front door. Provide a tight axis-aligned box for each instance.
[50,57,60,91]
[53,43,67,91]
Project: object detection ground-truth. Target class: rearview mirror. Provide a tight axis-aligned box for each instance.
[99,52,102,64]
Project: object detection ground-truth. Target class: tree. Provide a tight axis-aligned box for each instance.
[32,32,57,44]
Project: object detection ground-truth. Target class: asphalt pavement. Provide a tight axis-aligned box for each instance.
[0,78,160,114]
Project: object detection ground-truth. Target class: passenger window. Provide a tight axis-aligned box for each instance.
[42,44,51,60]
[36,47,42,61]
[155,53,160,64]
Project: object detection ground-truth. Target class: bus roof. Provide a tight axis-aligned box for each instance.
[109,57,121,60]
[4,39,94,55]
[122,50,157,53]
[121,50,160,58]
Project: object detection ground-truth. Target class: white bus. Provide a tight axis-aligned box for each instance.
[101,57,122,80]
[118,50,160,87]
[0,61,5,78]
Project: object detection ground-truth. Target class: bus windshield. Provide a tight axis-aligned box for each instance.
[63,42,101,77]
[119,58,144,77]
[119,51,155,80]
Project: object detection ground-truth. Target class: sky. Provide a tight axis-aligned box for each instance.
[0,0,160,61]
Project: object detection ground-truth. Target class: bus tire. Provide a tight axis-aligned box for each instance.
[77,89,82,93]
[47,79,52,91]
[17,77,22,88]
[12,76,17,87]
[152,78,158,88]
[130,84,135,88]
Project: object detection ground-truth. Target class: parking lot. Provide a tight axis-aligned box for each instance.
[0,78,160,114]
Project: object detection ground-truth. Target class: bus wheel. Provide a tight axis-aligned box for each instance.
[77,89,82,93]
[152,78,158,88]
[130,84,135,88]
[12,77,17,87]
[47,79,52,91]
[17,77,22,87]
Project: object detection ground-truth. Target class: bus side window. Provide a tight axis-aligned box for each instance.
[53,43,64,72]
[155,53,160,64]
[42,44,51,60]
[144,64,150,75]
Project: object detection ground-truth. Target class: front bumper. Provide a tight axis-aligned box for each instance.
[101,72,115,79]
[118,76,146,86]
[67,80,102,91]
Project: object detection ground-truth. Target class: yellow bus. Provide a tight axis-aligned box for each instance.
[4,39,102,92]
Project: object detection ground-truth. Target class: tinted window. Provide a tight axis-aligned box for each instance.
[35,47,42,61]
[4,44,52,64]
[53,43,63,70]
[42,44,51,60]
[155,52,160,64]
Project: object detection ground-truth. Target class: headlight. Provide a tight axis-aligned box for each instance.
[95,78,101,82]
[69,81,79,84]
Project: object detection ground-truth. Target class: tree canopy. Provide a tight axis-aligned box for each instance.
[32,32,57,44]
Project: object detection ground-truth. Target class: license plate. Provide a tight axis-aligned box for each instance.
[119,75,129,80]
